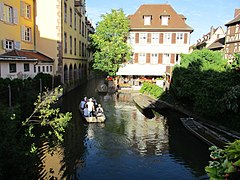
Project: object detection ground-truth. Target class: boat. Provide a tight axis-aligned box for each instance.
[79,105,106,123]
[180,117,231,147]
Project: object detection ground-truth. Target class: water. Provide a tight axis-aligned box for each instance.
[55,78,210,179]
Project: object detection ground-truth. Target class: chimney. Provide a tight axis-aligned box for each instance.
[234,9,240,18]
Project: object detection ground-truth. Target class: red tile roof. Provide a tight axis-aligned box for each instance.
[128,4,193,31]
[0,50,53,62]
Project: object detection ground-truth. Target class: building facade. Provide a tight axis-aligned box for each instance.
[225,9,240,60]
[117,4,193,77]
[0,0,94,86]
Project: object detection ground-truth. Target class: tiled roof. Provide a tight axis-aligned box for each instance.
[225,14,240,26]
[208,37,225,50]
[0,50,53,62]
[128,4,193,31]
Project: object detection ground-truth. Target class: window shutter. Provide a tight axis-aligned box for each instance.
[2,39,6,49]
[20,1,25,17]
[13,8,18,24]
[29,28,32,42]
[172,33,176,44]
[146,53,150,63]
[171,54,175,64]
[21,25,25,40]
[134,53,138,63]
[158,53,163,64]
[135,33,139,44]
[159,33,163,44]
[0,2,4,21]
[147,33,151,43]
[184,33,188,44]
[14,41,21,50]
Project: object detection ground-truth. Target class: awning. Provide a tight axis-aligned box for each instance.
[116,64,166,76]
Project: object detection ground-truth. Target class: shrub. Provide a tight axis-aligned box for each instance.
[140,82,163,98]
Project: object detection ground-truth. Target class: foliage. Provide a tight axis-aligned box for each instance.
[140,82,164,98]
[90,9,131,76]
[205,140,240,179]
[169,49,240,130]
[227,53,240,72]
[23,86,72,151]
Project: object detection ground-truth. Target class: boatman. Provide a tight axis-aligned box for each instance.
[86,98,95,117]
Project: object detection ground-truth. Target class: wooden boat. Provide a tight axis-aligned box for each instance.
[180,117,231,147]
[79,107,106,123]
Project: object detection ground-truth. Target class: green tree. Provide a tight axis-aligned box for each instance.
[90,9,131,76]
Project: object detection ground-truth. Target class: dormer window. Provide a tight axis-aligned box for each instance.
[160,15,170,25]
[143,15,152,25]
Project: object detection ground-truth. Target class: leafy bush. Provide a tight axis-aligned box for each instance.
[140,82,164,98]
[205,140,240,179]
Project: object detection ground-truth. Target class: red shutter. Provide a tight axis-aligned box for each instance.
[147,33,151,43]
[184,33,188,44]
[172,33,176,44]
[135,33,139,44]
[158,53,163,64]
[134,53,138,63]
[146,53,150,63]
[159,33,163,44]
[171,54,175,64]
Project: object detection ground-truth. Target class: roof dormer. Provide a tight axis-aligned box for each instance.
[160,10,170,26]
[143,15,152,25]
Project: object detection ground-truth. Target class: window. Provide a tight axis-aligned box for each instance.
[151,53,158,64]
[9,63,16,73]
[46,66,49,72]
[79,41,81,56]
[70,8,72,27]
[5,5,13,23]
[74,12,76,30]
[21,26,31,42]
[64,3,67,23]
[82,22,84,36]
[151,33,159,44]
[161,16,169,26]
[0,3,18,24]
[3,40,14,50]
[144,16,151,25]
[176,33,184,44]
[128,33,134,44]
[74,38,76,55]
[163,53,170,64]
[42,66,45,72]
[139,53,146,64]
[24,63,29,72]
[34,66,36,73]
[38,66,40,72]
[70,36,72,54]
[164,33,171,44]
[176,54,180,64]
[64,32,67,53]
[50,66,52,72]
[139,33,147,44]
[82,42,84,57]
[21,2,31,19]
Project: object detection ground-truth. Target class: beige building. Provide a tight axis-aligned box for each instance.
[117,4,193,78]
[225,9,240,60]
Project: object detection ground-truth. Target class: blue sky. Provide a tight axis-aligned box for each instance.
[86,0,239,45]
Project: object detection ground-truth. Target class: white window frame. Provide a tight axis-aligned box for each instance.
[176,33,184,44]
[139,33,147,44]
[163,53,170,65]
[164,33,171,44]
[21,26,31,42]
[139,53,146,64]
[3,40,14,50]
[24,63,30,72]
[161,16,169,26]
[151,33,159,44]
[144,16,151,25]
[128,33,135,44]
[150,53,158,64]
[4,4,13,23]
[175,54,181,64]
[21,2,31,19]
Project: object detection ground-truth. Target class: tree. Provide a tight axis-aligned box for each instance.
[90,9,131,76]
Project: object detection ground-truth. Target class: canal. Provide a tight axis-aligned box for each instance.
[52,78,211,179]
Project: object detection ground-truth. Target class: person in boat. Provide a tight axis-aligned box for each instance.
[86,98,95,117]
[83,105,89,117]
[80,97,87,110]
[96,104,104,117]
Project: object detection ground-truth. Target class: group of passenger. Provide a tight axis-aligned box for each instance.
[79,97,104,117]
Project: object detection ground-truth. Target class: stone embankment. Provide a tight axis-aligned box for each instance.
[133,93,240,144]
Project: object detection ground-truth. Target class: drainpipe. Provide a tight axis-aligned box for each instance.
[33,0,36,51]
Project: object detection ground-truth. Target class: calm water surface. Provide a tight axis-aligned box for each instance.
[59,78,210,180]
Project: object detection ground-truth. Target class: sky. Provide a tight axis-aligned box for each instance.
[86,0,239,45]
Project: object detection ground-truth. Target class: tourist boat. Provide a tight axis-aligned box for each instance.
[79,106,106,123]
[180,117,231,147]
